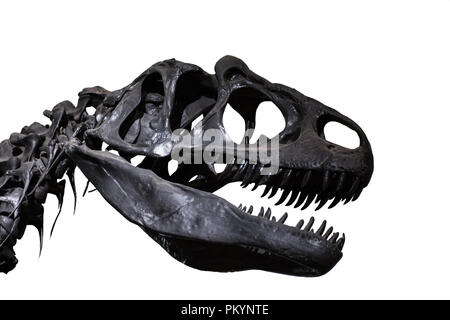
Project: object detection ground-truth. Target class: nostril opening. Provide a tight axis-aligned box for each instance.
[323,121,360,149]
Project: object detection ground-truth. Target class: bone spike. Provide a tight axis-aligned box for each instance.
[278,212,288,224]
[301,170,312,188]
[268,186,279,199]
[264,207,272,219]
[261,185,272,198]
[305,217,315,231]
[294,191,308,208]
[323,227,334,239]
[336,172,346,192]
[258,207,265,217]
[296,219,304,229]
[286,189,300,206]
[248,205,254,214]
[275,189,291,206]
[322,170,330,191]
[329,232,340,243]
[301,193,316,210]
[337,234,345,250]
[328,196,342,209]
[316,220,327,235]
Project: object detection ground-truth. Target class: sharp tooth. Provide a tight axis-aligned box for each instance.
[251,182,260,191]
[258,207,265,217]
[242,206,247,213]
[280,169,293,187]
[301,170,312,188]
[261,185,272,198]
[315,196,328,211]
[343,195,353,204]
[301,193,316,210]
[264,208,272,219]
[323,227,333,239]
[294,191,308,208]
[248,205,254,214]
[296,219,304,229]
[316,220,327,235]
[275,189,291,206]
[278,212,288,224]
[286,189,300,206]
[258,173,272,186]
[336,172,346,192]
[268,187,279,199]
[352,187,363,201]
[305,217,315,231]
[348,176,360,195]
[241,164,256,186]
[271,216,277,221]
[329,232,340,243]
[328,196,342,209]
[238,203,243,209]
[336,234,345,250]
[322,170,330,191]
[233,160,248,180]
[220,158,236,179]
[251,165,263,191]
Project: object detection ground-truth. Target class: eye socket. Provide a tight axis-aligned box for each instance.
[223,103,246,144]
[323,121,360,149]
[249,101,285,144]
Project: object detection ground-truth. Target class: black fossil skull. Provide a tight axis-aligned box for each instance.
[0,56,373,277]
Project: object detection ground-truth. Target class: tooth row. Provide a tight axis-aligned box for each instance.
[239,204,288,224]
[231,162,364,211]
[238,204,345,251]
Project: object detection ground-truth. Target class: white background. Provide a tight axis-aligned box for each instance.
[0,0,449,299]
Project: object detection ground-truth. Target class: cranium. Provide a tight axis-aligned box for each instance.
[0,56,373,277]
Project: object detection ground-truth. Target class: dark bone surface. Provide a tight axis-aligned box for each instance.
[0,56,373,276]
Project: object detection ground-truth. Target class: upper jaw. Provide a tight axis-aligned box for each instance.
[64,140,343,277]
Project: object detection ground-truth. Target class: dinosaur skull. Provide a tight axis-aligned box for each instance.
[0,56,373,277]
[66,56,373,277]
